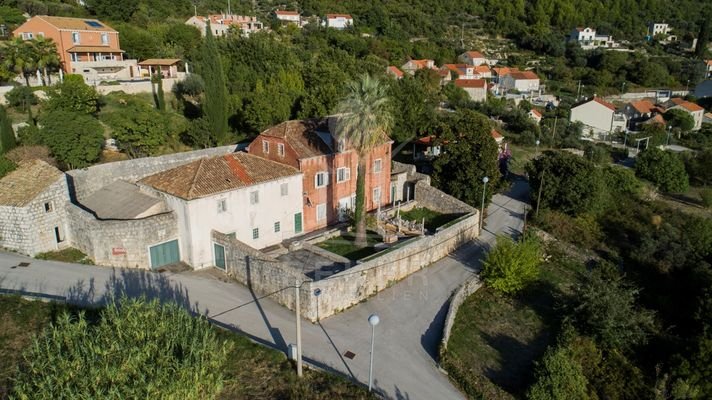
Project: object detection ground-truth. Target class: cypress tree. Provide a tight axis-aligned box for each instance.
[197,22,229,144]
[0,105,17,155]
[152,73,166,111]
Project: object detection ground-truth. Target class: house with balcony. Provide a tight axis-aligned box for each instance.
[247,119,392,233]
[665,98,705,131]
[274,10,301,26]
[401,59,437,76]
[570,97,627,139]
[568,27,619,49]
[324,14,353,29]
[186,14,264,37]
[623,99,664,130]
[13,15,138,83]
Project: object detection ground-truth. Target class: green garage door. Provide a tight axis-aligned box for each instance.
[149,240,180,269]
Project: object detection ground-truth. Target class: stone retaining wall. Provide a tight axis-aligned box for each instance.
[414,180,476,214]
[67,204,179,269]
[66,145,237,201]
[439,276,482,357]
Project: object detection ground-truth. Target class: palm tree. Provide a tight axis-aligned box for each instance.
[33,36,59,86]
[2,38,37,86]
[334,75,393,248]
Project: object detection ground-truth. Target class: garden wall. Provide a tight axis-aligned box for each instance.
[439,276,482,356]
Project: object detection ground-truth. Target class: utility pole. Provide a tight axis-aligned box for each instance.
[295,279,303,377]
[536,171,544,218]
[227,0,231,15]
[552,116,558,142]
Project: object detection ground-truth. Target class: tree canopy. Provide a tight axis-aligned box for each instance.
[635,147,689,193]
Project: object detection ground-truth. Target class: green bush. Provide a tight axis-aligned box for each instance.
[481,234,543,294]
[527,343,590,400]
[635,147,689,193]
[0,156,16,178]
[12,297,231,400]
[700,188,712,209]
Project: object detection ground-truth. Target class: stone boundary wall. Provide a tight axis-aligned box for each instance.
[67,204,179,269]
[300,242,352,265]
[307,211,479,321]
[94,77,182,96]
[439,276,483,356]
[67,145,237,201]
[414,180,476,214]
[213,231,308,311]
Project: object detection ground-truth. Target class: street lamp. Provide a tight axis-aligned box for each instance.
[535,139,540,157]
[368,314,380,392]
[621,81,626,94]
[480,176,489,231]
[667,124,672,146]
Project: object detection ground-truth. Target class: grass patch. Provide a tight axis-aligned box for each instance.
[0,296,372,400]
[35,248,93,264]
[317,231,381,260]
[507,144,540,175]
[399,207,461,231]
[441,248,585,399]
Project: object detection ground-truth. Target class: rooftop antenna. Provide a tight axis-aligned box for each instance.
[227,0,231,15]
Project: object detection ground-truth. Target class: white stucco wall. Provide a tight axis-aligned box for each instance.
[326,17,352,29]
[152,173,304,268]
[670,106,704,131]
[570,101,615,133]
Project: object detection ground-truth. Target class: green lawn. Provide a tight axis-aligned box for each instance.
[0,296,371,400]
[440,247,585,399]
[507,144,541,175]
[399,207,462,231]
[316,231,381,260]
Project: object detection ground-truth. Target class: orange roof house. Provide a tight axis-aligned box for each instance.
[13,15,134,82]
[386,65,404,79]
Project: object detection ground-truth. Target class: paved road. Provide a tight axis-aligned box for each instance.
[0,179,528,400]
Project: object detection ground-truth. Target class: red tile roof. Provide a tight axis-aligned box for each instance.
[326,13,353,19]
[465,51,484,59]
[140,153,300,200]
[530,109,542,118]
[492,67,518,76]
[454,79,486,88]
[593,97,617,111]
[643,114,666,126]
[669,97,704,112]
[387,65,404,78]
[275,10,299,16]
[629,99,657,114]
[258,120,331,158]
[508,71,539,80]
[474,65,491,74]
[491,129,503,140]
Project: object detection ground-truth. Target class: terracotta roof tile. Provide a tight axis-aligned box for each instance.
[259,120,332,158]
[138,59,181,66]
[454,79,486,88]
[629,99,657,114]
[387,65,404,78]
[275,10,299,16]
[508,71,539,80]
[67,45,123,53]
[670,97,704,112]
[593,97,617,111]
[465,51,484,58]
[326,14,353,19]
[140,152,300,200]
[35,15,117,32]
[474,65,491,73]
[531,109,542,117]
[0,160,64,207]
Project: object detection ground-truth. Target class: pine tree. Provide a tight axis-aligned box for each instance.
[0,106,17,155]
[197,22,229,144]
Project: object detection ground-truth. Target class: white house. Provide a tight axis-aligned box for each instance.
[529,109,542,124]
[568,27,619,49]
[442,64,477,80]
[454,79,487,102]
[186,14,264,37]
[401,59,436,75]
[325,14,353,29]
[139,152,304,269]
[500,71,540,93]
[648,22,671,37]
[570,97,627,138]
[459,51,487,66]
[274,10,300,25]
[666,98,705,131]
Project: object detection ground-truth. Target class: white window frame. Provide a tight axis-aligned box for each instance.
[250,190,259,205]
[252,228,259,239]
[101,33,109,44]
[373,158,382,173]
[217,199,227,213]
[274,221,281,232]
[315,171,328,188]
[373,187,382,206]
[71,31,80,44]
[277,143,285,156]
[336,167,350,183]
[22,32,33,40]
[280,182,288,196]
[316,203,327,221]
[71,53,79,62]
[263,139,269,153]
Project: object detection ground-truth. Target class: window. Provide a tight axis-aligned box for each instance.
[336,167,350,183]
[71,32,80,44]
[373,159,382,173]
[280,182,288,196]
[252,228,259,239]
[316,203,327,221]
[262,140,269,153]
[315,171,328,188]
[71,53,79,62]
[274,221,281,232]
[44,202,53,213]
[101,33,109,44]
[217,199,227,213]
[277,143,285,156]
[373,187,382,206]
[21,32,33,40]
[250,191,259,205]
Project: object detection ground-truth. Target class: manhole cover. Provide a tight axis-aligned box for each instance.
[344,351,356,360]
